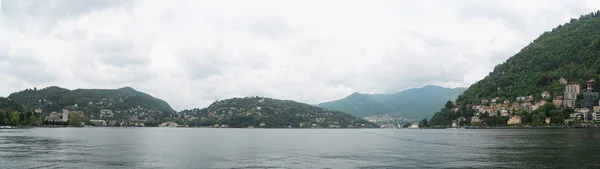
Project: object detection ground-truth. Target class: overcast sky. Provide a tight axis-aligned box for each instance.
[0,0,599,110]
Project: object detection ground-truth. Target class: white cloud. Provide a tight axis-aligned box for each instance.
[0,0,598,110]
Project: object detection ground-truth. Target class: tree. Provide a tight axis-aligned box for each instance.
[69,113,82,127]
[10,111,20,126]
[419,119,429,128]
[28,114,37,126]
[445,100,454,109]
[549,110,564,125]
[538,111,548,122]
[532,114,542,126]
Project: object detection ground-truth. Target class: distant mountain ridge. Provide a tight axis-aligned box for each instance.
[1,86,378,128]
[178,97,378,128]
[317,85,466,118]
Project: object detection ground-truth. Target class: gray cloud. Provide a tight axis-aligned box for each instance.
[91,35,149,67]
[457,1,527,31]
[246,16,293,39]
[0,49,59,83]
[1,0,133,19]
[0,0,599,110]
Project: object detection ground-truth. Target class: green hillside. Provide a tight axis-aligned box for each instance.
[428,11,600,127]
[458,11,600,105]
[317,85,466,118]
[179,97,378,128]
[317,92,395,117]
[8,86,174,113]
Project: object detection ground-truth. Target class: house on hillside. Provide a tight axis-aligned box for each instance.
[593,113,600,121]
[47,111,60,122]
[541,91,551,99]
[564,100,576,108]
[500,110,509,117]
[471,116,480,124]
[559,77,568,85]
[577,107,589,113]
[507,115,521,125]
[536,100,547,107]
[481,99,489,105]
[491,97,499,103]
[575,108,592,121]
[565,84,581,95]
[553,96,563,108]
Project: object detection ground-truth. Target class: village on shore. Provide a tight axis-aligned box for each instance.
[447,78,599,128]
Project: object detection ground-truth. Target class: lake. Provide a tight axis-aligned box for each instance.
[0,128,599,169]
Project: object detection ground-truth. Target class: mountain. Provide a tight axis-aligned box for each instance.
[178,97,378,128]
[428,11,600,127]
[456,11,600,105]
[317,85,466,118]
[7,86,175,122]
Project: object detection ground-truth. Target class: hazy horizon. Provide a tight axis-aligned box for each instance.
[1,0,599,110]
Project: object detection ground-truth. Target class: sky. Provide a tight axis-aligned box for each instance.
[0,0,599,110]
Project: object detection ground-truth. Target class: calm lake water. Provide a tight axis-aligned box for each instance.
[0,128,599,169]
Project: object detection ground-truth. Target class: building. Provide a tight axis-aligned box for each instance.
[563,84,582,109]
[159,122,179,127]
[566,84,581,94]
[570,112,583,120]
[541,91,551,99]
[62,109,69,122]
[575,108,592,121]
[409,124,419,129]
[481,99,489,105]
[500,110,509,116]
[545,117,551,124]
[504,100,510,104]
[564,100,576,108]
[99,109,114,118]
[536,100,547,107]
[559,77,568,85]
[553,97,563,108]
[593,113,600,121]
[34,108,42,114]
[89,119,107,126]
[507,115,521,125]
[575,108,590,114]
[471,116,480,124]
[48,111,59,122]
[580,80,599,109]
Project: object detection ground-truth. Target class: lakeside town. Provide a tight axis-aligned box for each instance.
[445,78,600,128]
[1,78,599,129]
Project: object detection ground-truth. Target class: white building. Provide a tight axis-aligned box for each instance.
[409,124,419,129]
[592,113,600,121]
[62,109,69,122]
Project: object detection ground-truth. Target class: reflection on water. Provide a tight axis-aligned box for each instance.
[0,128,599,169]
